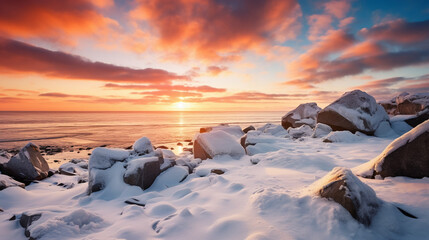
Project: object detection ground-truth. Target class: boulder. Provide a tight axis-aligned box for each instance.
[123,157,161,190]
[242,125,256,133]
[281,102,321,129]
[311,123,332,138]
[309,167,380,226]
[354,119,429,179]
[288,125,313,139]
[0,143,50,182]
[405,109,429,128]
[379,92,429,115]
[193,130,245,160]
[133,137,154,155]
[89,147,130,170]
[0,174,25,190]
[317,90,389,135]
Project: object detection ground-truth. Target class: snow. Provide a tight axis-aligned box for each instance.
[288,124,313,138]
[1,122,429,240]
[204,124,245,139]
[0,173,24,190]
[322,131,361,143]
[133,136,154,154]
[89,147,130,170]
[354,119,429,177]
[282,102,321,121]
[374,121,398,138]
[123,157,159,179]
[312,123,332,138]
[195,130,245,159]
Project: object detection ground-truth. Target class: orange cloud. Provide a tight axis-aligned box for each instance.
[307,14,333,41]
[324,0,351,19]
[129,0,302,61]
[104,83,226,92]
[0,38,188,84]
[206,66,228,76]
[0,0,118,46]
[340,41,385,59]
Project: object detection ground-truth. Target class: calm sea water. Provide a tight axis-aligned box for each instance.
[0,111,283,149]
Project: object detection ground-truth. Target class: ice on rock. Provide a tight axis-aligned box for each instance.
[282,102,321,129]
[89,147,130,170]
[288,125,313,139]
[308,167,380,226]
[311,123,332,138]
[354,119,429,179]
[317,90,389,135]
[193,130,245,160]
[322,131,361,143]
[0,173,25,190]
[133,137,154,154]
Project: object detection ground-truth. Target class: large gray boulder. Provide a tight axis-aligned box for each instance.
[309,167,380,226]
[354,119,429,179]
[193,130,245,160]
[0,143,49,182]
[123,157,161,190]
[282,102,321,129]
[317,90,389,135]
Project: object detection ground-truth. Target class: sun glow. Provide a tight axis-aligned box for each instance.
[174,101,187,110]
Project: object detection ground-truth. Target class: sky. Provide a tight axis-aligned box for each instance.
[0,0,428,111]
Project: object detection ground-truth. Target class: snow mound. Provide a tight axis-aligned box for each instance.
[0,173,25,190]
[354,119,429,178]
[89,147,130,170]
[288,125,313,138]
[28,209,105,240]
[373,121,398,138]
[193,130,245,160]
[201,124,244,139]
[307,167,380,225]
[282,102,321,129]
[317,90,389,135]
[322,131,361,143]
[133,137,154,154]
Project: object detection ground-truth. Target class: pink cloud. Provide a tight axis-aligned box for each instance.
[324,0,351,19]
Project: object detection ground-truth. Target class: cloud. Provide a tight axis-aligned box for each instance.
[129,0,302,61]
[307,14,333,41]
[360,19,429,44]
[285,18,429,88]
[186,91,309,103]
[0,38,188,84]
[206,66,228,76]
[0,0,118,45]
[324,0,351,19]
[39,92,95,98]
[104,83,226,92]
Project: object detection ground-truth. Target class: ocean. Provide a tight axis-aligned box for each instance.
[0,111,284,149]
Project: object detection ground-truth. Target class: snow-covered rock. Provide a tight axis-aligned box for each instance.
[20,211,42,238]
[150,166,188,189]
[0,142,50,182]
[308,167,380,226]
[89,147,130,170]
[317,90,389,135]
[0,173,25,190]
[200,124,244,139]
[242,125,256,133]
[193,130,245,160]
[261,124,288,137]
[405,108,429,127]
[282,102,321,129]
[322,131,361,143]
[374,121,398,138]
[311,123,332,138]
[288,125,313,139]
[380,92,429,115]
[133,137,154,155]
[354,119,429,179]
[123,157,161,190]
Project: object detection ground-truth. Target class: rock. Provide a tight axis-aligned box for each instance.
[282,102,321,129]
[311,123,332,138]
[20,212,42,237]
[317,90,389,135]
[259,124,288,136]
[322,131,361,143]
[124,198,146,207]
[0,143,50,182]
[243,125,256,133]
[288,125,313,139]
[156,145,169,149]
[133,137,154,155]
[405,109,429,128]
[309,167,380,226]
[58,162,88,181]
[0,174,25,190]
[193,130,245,160]
[177,142,183,146]
[211,169,226,175]
[379,92,429,115]
[354,119,429,179]
[123,157,161,190]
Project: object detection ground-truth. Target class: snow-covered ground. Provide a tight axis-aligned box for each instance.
[1,127,428,240]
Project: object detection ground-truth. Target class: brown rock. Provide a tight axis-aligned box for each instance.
[193,139,211,160]
[20,212,42,237]
[123,157,161,190]
[397,99,424,115]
